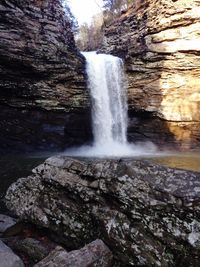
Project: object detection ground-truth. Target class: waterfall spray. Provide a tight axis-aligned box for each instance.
[65,52,157,157]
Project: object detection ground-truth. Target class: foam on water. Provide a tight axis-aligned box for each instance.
[64,142,158,158]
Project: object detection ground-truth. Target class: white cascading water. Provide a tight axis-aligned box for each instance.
[83,51,127,147]
[65,51,157,157]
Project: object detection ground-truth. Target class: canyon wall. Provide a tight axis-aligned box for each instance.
[101,0,200,150]
[0,0,91,152]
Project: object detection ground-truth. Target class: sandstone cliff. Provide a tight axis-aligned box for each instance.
[0,0,91,152]
[101,0,200,150]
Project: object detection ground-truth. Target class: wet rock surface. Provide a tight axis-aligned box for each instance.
[5,156,200,266]
[34,239,113,267]
[0,0,91,152]
[101,0,200,150]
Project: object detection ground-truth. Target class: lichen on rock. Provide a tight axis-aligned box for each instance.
[5,156,200,266]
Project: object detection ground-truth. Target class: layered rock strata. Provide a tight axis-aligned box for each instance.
[0,0,91,152]
[6,156,200,266]
[101,0,200,150]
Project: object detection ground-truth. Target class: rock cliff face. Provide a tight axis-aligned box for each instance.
[101,0,200,150]
[0,0,91,152]
[5,156,200,266]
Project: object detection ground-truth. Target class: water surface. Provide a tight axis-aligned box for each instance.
[151,152,200,172]
[1,151,199,212]
[0,154,47,212]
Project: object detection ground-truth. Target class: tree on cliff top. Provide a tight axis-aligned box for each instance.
[74,0,135,51]
[102,0,134,27]
[103,0,133,15]
[76,13,104,51]
[61,0,79,33]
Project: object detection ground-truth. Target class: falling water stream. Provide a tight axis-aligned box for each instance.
[83,52,127,146]
[65,51,157,157]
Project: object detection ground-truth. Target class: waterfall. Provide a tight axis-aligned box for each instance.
[64,52,157,157]
[82,51,127,147]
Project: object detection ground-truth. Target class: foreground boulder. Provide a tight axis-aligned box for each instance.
[0,239,24,267]
[5,156,200,266]
[34,239,112,267]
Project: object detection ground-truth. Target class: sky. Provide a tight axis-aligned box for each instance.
[68,0,104,25]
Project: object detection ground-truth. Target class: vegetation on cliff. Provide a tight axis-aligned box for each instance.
[76,0,134,51]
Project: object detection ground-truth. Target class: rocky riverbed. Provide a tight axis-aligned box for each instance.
[0,213,112,267]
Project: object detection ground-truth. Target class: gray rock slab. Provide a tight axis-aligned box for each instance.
[0,239,25,267]
[0,214,17,234]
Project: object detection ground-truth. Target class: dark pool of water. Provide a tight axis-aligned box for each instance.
[0,151,199,212]
[0,155,47,212]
